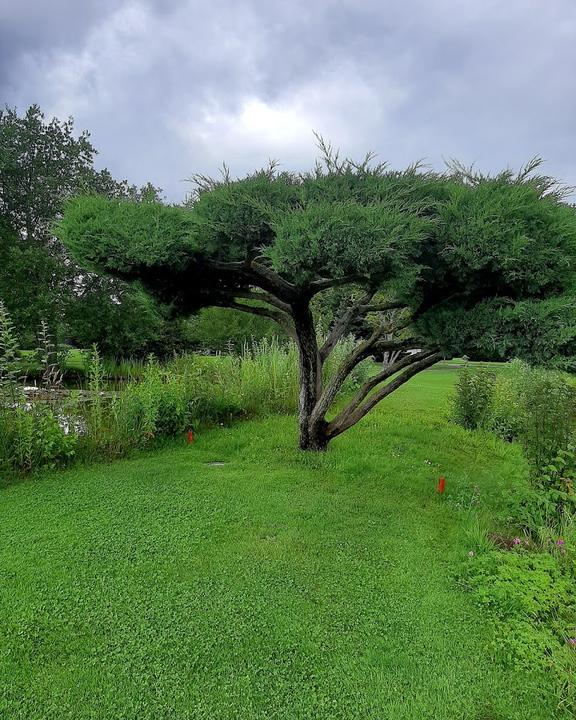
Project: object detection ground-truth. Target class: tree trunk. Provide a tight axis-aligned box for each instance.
[301,415,329,451]
[293,301,326,451]
[291,298,440,451]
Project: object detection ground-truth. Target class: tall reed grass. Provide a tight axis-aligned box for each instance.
[1,320,372,476]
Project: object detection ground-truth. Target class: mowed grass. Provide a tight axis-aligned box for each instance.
[0,365,565,719]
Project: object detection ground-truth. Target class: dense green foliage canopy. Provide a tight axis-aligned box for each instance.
[59,158,576,367]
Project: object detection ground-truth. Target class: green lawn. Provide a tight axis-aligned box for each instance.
[0,366,565,718]
[18,348,88,377]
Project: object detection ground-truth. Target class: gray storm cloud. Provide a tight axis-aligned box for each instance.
[1,0,575,201]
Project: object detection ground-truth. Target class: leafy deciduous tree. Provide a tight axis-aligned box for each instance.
[0,104,166,351]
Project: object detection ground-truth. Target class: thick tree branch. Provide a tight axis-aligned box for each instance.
[204,259,297,302]
[211,294,297,340]
[249,260,297,300]
[320,296,409,363]
[359,301,408,313]
[326,352,442,438]
[339,349,436,417]
[232,289,292,314]
[308,274,369,295]
[311,315,416,426]
[319,290,375,362]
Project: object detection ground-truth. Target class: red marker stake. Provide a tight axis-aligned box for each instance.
[187,429,195,444]
[437,476,446,494]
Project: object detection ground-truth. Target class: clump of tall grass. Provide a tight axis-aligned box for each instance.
[102,356,148,383]
[1,318,376,475]
[165,335,370,421]
[236,337,299,414]
[222,335,371,417]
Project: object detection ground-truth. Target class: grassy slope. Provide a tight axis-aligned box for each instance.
[0,366,565,719]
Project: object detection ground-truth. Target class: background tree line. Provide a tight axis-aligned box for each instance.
[0,105,275,356]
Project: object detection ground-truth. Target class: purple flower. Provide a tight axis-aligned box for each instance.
[557,538,565,547]
[567,638,576,646]
[513,537,522,546]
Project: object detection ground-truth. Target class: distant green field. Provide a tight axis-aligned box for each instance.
[0,364,566,719]
[64,348,89,371]
[18,348,88,377]
[436,357,508,369]
[18,348,509,380]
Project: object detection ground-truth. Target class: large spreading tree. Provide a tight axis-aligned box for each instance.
[57,148,576,450]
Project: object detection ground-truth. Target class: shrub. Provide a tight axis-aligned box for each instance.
[0,305,77,474]
[516,366,576,477]
[488,367,525,442]
[507,363,576,525]
[0,299,20,395]
[452,366,496,430]
[97,355,244,453]
[114,359,187,446]
[0,404,77,473]
[31,405,77,469]
[539,444,576,518]
[85,346,106,446]
[454,361,576,532]
[166,354,243,425]
[461,549,575,671]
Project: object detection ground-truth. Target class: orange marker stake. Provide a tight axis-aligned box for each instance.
[437,476,446,494]
[187,429,195,444]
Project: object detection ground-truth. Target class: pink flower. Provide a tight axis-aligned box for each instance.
[566,638,576,646]
[557,538,565,547]
[513,537,522,546]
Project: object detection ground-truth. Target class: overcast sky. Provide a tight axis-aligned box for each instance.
[1,0,575,201]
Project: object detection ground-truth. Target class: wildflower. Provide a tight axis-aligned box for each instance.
[557,538,565,548]
[566,638,576,646]
[468,550,475,558]
[513,537,522,546]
